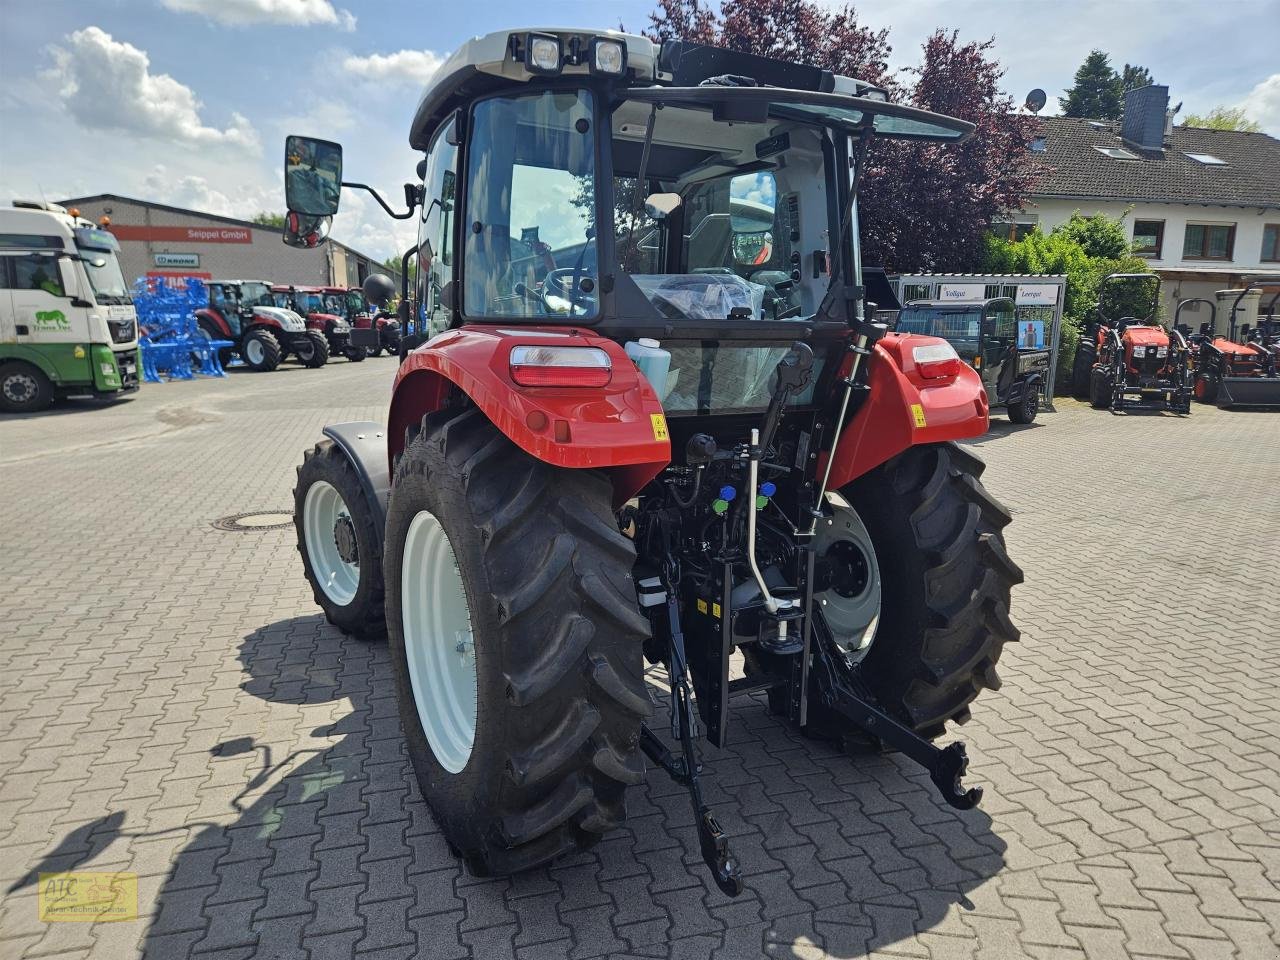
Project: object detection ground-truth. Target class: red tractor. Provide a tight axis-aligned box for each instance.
[271,284,365,362]
[285,30,1022,896]
[196,279,328,371]
[1185,280,1280,408]
[344,280,402,357]
[1071,272,1190,414]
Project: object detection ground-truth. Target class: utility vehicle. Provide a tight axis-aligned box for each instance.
[1071,272,1190,414]
[895,297,1048,423]
[286,30,1022,895]
[196,279,328,371]
[1185,280,1280,408]
[0,201,139,413]
[271,284,364,361]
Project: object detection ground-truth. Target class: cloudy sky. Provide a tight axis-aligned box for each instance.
[2,0,1277,262]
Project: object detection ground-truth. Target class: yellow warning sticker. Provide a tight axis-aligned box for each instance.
[696,598,708,614]
[910,403,927,428]
[711,602,721,619]
[651,413,669,442]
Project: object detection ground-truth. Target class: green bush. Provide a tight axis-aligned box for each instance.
[981,213,1153,393]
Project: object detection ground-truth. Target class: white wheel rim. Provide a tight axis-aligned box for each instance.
[814,493,882,661]
[302,481,360,605]
[245,339,265,365]
[401,510,477,774]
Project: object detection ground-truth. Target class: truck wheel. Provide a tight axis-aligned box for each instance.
[243,329,282,371]
[0,361,54,413]
[344,345,367,362]
[385,407,649,876]
[1089,368,1112,409]
[1193,373,1218,404]
[294,440,386,641]
[1007,385,1039,424]
[1071,340,1095,400]
[789,443,1021,743]
[296,331,330,368]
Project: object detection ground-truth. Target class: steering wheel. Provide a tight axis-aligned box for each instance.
[541,267,598,317]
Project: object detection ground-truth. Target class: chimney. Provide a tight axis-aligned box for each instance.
[1121,84,1170,152]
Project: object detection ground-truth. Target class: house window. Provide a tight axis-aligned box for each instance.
[1263,224,1280,263]
[1183,223,1235,261]
[1133,220,1164,258]
[990,220,1038,241]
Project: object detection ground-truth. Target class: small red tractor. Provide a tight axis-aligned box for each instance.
[271,284,365,362]
[1071,272,1190,414]
[345,278,402,357]
[285,30,1022,895]
[1184,279,1280,408]
[196,279,328,371]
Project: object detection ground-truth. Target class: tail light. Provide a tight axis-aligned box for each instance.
[510,345,612,387]
[912,342,964,380]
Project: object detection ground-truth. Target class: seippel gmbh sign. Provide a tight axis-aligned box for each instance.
[110,225,253,244]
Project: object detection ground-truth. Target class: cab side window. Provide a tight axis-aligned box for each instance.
[418,118,459,338]
[11,254,65,297]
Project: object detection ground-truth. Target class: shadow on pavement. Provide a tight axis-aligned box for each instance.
[27,613,1005,958]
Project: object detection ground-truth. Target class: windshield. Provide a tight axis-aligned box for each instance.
[239,282,273,308]
[78,248,131,304]
[462,89,598,319]
[345,291,366,315]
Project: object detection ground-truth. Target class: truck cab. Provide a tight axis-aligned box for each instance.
[0,201,139,413]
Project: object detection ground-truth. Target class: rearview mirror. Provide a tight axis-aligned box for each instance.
[285,135,343,216]
[282,211,332,248]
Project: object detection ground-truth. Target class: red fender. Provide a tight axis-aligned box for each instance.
[822,332,989,490]
[389,325,671,505]
[195,307,232,338]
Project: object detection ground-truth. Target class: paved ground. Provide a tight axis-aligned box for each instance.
[2,359,1279,960]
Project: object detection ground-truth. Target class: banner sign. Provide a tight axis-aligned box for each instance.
[1016,283,1059,306]
[153,252,200,267]
[939,283,985,302]
[111,225,253,244]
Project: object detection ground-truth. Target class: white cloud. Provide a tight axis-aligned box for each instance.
[341,49,444,87]
[142,165,278,220]
[159,0,356,30]
[1240,73,1280,135]
[48,27,260,151]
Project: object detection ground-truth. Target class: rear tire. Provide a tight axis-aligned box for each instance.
[296,330,330,368]
[1071,339,1096,400]
[243,329,282,371]
[1089,368,1111,409]
[344,346,366,362]
[794,443,1022,742]
[365,345,383,358]
[0,361,54,413]
[1007,384,1038,424]
[1194,373,1219,404]
[385,407,649,876]
[294,440,386,641]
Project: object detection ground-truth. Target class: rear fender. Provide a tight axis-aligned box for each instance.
[195,308,232,338]
[388,325,671,506]
[322,422,391,544]
[822,333,988,489]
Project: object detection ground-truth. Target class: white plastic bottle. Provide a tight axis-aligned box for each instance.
[625,338,671,399]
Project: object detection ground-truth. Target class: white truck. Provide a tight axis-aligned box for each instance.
[0,201,139,412]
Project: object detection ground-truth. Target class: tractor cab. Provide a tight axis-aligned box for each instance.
[283,29,1024,897]
[207,280,277,337]
[895,297,1048,423]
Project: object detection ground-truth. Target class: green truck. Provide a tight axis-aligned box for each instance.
[1,201,139,413]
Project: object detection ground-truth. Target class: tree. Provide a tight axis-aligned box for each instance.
[1060,50,1123,120]
[251,212,285,228]
[645,1,1037,272]
[1181,106,1262,132]
[1121,63,1154,93]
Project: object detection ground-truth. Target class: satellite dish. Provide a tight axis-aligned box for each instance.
[1024,88,1047,114]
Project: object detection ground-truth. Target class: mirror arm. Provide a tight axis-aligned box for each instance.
[340,181,419,220]
[400,244,417,302]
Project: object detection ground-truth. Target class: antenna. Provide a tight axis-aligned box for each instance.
[1023,89,1047,114]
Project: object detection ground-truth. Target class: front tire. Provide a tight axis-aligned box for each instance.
[1089,368,1112,409]
[385,407,649,876]
[295,330,330,368]
[1071,339,1096,400]
[0,361,54,413]
[344,345,367,362]
[785,443,1022,743]
[294,440,386,641]
[242,329,282,371]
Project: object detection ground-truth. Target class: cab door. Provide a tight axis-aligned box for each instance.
[7,252,92,386]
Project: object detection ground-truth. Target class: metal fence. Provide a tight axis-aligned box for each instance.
[889,274,1067,411]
